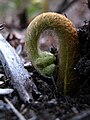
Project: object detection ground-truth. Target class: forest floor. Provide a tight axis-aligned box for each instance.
[0,16,90,120]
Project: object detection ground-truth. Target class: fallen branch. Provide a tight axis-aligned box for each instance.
[0,34,40,103]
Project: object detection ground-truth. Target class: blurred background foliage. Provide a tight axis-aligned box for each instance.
[0,0,49,21]
[0,0,90,28]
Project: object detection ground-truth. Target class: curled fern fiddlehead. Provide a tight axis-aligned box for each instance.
[26,12,78,94]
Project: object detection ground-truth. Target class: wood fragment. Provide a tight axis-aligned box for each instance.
[0,88,14,95]
[0,34,40,103]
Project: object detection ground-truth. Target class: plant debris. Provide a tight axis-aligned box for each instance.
[0,88,14,95]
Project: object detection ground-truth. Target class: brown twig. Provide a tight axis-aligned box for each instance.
[4,97,26,120]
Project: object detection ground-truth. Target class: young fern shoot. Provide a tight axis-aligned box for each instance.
[26,12,78,94]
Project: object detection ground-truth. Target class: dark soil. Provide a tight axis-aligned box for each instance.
[0,21,90,120]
